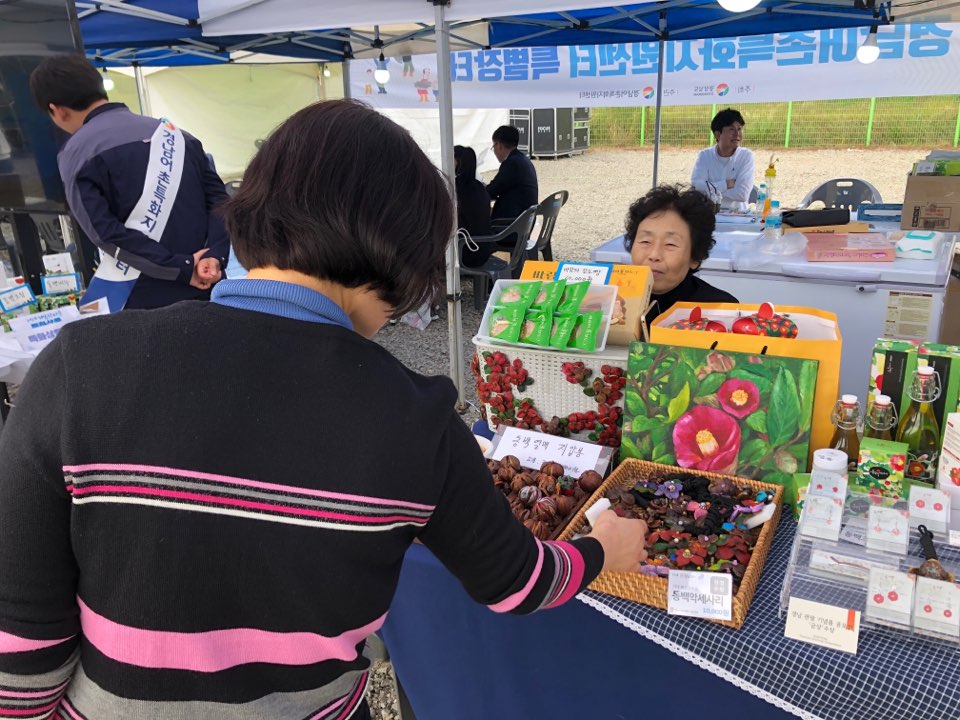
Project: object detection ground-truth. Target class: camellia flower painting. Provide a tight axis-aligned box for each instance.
[622,344,819,481]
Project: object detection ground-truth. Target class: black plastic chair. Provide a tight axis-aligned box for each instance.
[459,205,537,310]
[528,190,569,261]
[800,178,882,212]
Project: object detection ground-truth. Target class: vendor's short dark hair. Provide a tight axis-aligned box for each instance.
[225,100,453,318]
[711,108,745,134]
[492,126,520,148]
[29,54,108,112]
[624,185,716,266]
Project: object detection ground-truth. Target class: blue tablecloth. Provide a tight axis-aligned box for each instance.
[381,514,960,720]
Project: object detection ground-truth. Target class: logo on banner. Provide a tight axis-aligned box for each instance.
[643,86,655,99]
[716,83,730,96]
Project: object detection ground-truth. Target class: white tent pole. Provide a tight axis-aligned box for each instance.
[435,0,468,412]
[133,64,149,115]
[651,36,665,189]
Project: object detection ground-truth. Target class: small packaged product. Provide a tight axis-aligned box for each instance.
[488,307,525,343]
[555,281,590,315]
[519,310,552,346]
[568,310,603,351]
[530,280,566,313]
[549,315,576,349]
[496,281,541,311]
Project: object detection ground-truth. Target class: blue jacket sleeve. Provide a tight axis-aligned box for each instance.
[69,155,195,284]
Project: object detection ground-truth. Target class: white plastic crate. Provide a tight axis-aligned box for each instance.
[473,337,628,433]
[477,279,618,353]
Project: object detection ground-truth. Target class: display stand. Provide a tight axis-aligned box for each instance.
[782,491,960,648]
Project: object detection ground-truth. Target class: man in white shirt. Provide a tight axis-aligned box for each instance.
[690,108,755,210]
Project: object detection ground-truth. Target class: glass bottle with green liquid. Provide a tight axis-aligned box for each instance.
[864,394,898,441]
[829,394,862,472]
[895,365,941,487]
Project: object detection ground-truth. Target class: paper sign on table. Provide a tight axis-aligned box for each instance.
[808,469,848,500]
[800,495,844,541]
[908,486,951,535]
[8,306,81,352]
[42,252,75,274]
[784,597,860,654]
[913,577,960,637]
[950,529,960,548]
[667,570,732,621]
[490,426,602,478]
[866,567,916,626]
[866,506,910,555]
[554,262,612,286]
[0,285,36,313]
[40,272,81,295]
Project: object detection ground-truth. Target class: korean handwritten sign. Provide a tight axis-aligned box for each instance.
[667,570,732,620]
[491,426,602,477]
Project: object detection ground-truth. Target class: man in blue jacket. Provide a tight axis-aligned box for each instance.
[30,54,229,310]
[486,125,538,224]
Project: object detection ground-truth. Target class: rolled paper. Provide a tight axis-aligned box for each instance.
[585,498,612,528]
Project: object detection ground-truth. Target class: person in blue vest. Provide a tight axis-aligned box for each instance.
[29,54,230,310]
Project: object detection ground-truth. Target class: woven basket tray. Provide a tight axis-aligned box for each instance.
[557,459,783,629]
[472,338,627,433]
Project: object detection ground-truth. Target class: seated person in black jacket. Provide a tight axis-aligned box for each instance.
[454,145,494,269]
[624,185,738,329]
[487,125,538,230]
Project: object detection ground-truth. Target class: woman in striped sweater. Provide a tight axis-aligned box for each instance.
[0,99,647,719]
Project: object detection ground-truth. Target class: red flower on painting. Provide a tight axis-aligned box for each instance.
[950,467,960,487]
[673,406,741,474]
[717,379,760,419]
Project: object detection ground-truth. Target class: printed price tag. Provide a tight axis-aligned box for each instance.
[908,486,950,535]
[913,576,960,637]
[0,285,36,313]
[949,529,960,548]
[8,306,81,352]
[866,506,910,555]
[785,598,860,654]
[808,469,848,500]
[667,570,732,621]
[40,272,81,295]
[555,262,612,286]
[838,523,868,547]
[42,252,75,275]
[491,427,602,477]
[866,567,915,626]
[800,495,843,541]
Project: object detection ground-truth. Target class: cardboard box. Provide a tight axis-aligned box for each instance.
[901,175,960,232]
[519,261,652,346]
[804,233,896,262]
[867,338,920,419]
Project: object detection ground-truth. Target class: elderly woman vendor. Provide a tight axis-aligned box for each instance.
[625,184,738,328]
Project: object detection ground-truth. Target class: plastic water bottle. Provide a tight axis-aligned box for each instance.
[755,183,767,220]
[763,200,782,243]
[762,158,777,220]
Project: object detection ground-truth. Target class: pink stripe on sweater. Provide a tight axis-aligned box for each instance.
[0,681,68,699]
[78,598,385,672]
[56,699,83,720]
[72,485,427,525]
[0,630,74,655]
[0,698,60,717]
[543,541,586,608]
[62,464,434,511]
[486,540,544,613]
[332,672,368,720]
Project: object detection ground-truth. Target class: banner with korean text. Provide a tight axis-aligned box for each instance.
[349,24,958,109]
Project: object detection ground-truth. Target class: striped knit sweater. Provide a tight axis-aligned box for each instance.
[0,280,604,719]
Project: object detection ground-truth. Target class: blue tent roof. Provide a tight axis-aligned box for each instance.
[488,1,889,46]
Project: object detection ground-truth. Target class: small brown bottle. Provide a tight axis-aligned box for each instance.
[830,394,862,473]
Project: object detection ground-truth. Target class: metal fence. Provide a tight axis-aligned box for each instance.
[589,95,960,149]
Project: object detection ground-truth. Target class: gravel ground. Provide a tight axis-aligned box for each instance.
[367,146,921,719]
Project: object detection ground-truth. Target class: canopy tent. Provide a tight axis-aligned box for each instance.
[76,0,960,410]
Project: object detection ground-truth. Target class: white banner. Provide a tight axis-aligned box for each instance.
[350,23,959,109]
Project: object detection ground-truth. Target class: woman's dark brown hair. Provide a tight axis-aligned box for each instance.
[225,100,453,317]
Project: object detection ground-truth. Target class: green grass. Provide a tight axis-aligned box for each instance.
[590,95,960,149]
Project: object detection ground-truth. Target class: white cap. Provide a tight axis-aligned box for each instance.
[813,448,848,473]
[841,394,858,405]
[919,366,935,376]
[875,394,891,406]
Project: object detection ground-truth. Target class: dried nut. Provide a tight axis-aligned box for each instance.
[530,520,550,539]
[578,470,604,493]
[522,472,539,487]
[510,476,526,494]
[523,518,537,531]
[534,496,558,522]
[554,495,575,517]
[502,455,522,471]
[519,485,543,507]
[487,459,501,474]
[538,476,557,495]
[497,466,516,482]
[540,461,565,478]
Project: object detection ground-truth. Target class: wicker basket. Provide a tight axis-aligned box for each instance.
[472,337,628,433]
[557,459,783,629]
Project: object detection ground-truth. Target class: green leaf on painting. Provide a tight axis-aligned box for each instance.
[654,453,676,466]
[697,373,725,396]
[746,410,768,434]
[666,363,691,397]
[767,367,801,447]
[787,443,810,461]
[650,425,671,449]
[740,361,775,379]
[620,435,642,459]
[730,368,772,395]
[631,416,662,434]
[798,362,818,432]
[652,442,667,459]
[667,383,691,423]
[638,434,653,457]
[626,393,645,418]
[762,471,792,488]
[694,394,721,409]
[740,438,772,467]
